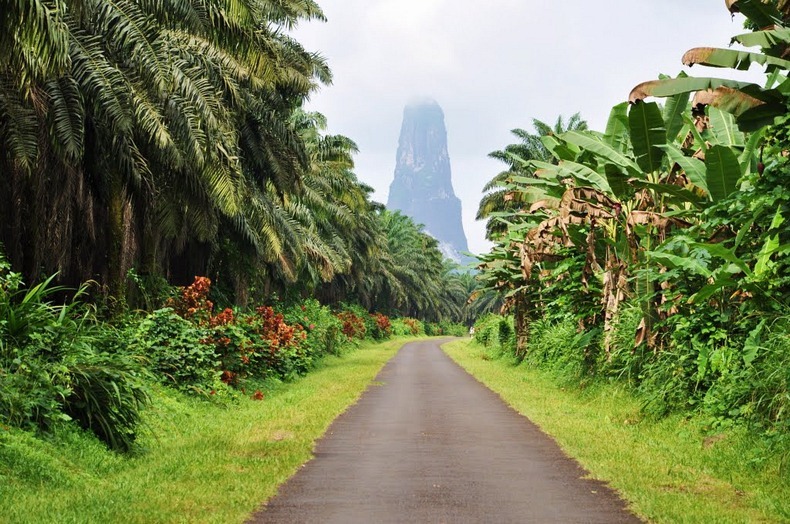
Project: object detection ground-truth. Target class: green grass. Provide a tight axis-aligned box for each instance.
[0,338,405,523]
[443,339,790,524]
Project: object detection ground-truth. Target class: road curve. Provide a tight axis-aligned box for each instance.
[250,339,641,523]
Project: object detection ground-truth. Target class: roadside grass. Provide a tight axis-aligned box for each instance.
[0,338,406,523]
[443,339,790,524]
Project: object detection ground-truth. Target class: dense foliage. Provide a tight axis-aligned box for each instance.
[0,0,476,323]
[0,255,149,451]
[0,0,482,454]
[476,1,789,438]
[0,264,467,450]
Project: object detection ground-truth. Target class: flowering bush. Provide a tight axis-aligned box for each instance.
[284,299,345,356]
[146,277,409,394]
[204,305,310,383]
[370,313,392,339]
[336,311,366,340]
[156,277,315,386]
[166,276,213,322]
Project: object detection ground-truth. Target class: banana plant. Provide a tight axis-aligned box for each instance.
[518,93,750,352]
[630,2,790,132]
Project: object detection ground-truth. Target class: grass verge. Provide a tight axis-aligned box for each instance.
[443,339,790,524]
[0,338,405,523]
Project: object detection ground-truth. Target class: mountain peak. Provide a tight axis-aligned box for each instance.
[387,99,469,260]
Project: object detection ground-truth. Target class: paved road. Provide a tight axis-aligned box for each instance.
[251,339,641,523]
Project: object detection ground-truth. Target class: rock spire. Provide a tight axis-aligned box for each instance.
[387,99,469,261]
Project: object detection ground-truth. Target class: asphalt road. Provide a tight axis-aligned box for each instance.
[251,339,641,523]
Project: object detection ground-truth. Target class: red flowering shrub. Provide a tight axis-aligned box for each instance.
[373,313,392,336]
[370,313,392,339]
[155,279,371,390]
[255,306,299,349]
[337,311,366,340]
[167,276,214,321]
[374,313,391,331]
[209,307,234,327]
[403,317,423,335]
[209,305,312,382]
[221,370,237,385]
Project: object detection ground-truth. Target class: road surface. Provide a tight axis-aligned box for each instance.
[251,339,640,523]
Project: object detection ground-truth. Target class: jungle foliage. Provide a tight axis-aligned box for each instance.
[475,0,789,438]
[0,0,483,452]
[0,0,479,323]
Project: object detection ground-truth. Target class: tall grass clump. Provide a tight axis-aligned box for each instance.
[599,303,648,385]
[524,316,598,384]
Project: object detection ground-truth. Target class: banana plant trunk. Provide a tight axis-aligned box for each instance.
[514,289,529,358]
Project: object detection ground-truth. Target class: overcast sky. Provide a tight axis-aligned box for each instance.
[294,1,760,255]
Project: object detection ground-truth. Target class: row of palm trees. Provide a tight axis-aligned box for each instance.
[0,0,477,322]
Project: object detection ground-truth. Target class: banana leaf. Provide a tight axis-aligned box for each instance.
[683,47,790,72]
[725,0,783,29]
[658,143,709,195]
[705,145,742,201]
[561,131,641,177]
[630,77,759,103]
[629,101,666,173]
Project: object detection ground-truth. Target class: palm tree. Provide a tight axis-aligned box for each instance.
[0,0,332,303]
[474,114,587,354]
[477,114,587,240]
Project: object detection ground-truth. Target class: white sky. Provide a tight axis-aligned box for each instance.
[294,1,762,254]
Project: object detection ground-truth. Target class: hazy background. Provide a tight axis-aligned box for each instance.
[294,1,759,255]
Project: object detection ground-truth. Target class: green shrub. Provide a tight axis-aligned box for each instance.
[63,343,150,452]
[133,308,219,393]
[285,299,346,355]
[391,317,424,336]
[0,256,149,451]
[126,268,174,311]
[599,303,647,385]
[637,311,728,418]
[497,318,515,350]
[473,314,506,348]
[638,344,702,418]
[524,316,598,384]
[703,317,790,431]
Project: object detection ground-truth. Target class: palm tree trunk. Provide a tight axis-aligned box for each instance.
[107,173,126,306]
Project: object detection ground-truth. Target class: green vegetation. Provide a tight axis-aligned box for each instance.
[444,338,790,523]
[0,0,476,485]
[474,1,790,445]
[0,255,149,452]
[2,0,789,520]
[0,0,479,323]
[0,339,403,523]
[1,255,466,446]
